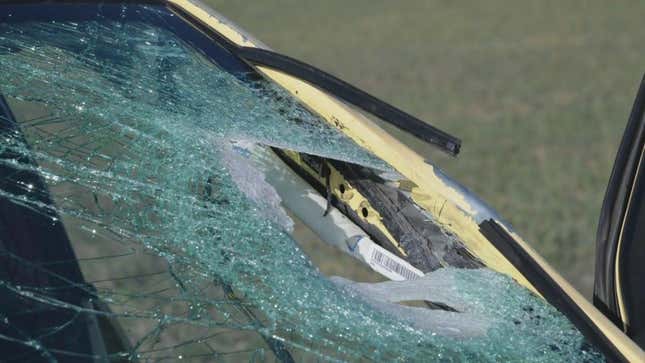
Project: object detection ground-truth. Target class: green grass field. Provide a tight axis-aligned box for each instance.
[207,0,645,296]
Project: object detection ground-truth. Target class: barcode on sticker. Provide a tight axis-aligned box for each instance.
[370,248,420,280]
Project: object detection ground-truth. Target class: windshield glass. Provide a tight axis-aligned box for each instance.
[0,2,603,362]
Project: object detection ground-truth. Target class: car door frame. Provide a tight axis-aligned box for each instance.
[594,74,645,346]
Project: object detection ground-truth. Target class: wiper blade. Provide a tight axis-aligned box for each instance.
[237,47,461,156]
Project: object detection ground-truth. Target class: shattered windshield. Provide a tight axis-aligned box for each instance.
[0,2,603,362]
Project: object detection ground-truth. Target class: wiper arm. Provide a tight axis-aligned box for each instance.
[237,47,461,156]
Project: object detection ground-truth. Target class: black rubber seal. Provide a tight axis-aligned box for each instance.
[237,47,461,156]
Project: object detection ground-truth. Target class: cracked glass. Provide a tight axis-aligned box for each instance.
[0,3,603,362]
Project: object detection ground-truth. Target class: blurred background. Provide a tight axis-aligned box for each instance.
[207,0,645,297]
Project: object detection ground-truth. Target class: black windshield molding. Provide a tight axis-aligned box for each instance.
[479,219,625,363]
[236,47,461,156]
[166,2,461,156]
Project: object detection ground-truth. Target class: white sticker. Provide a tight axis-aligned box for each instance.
[369,247,422,281]
[350,236,424,281]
